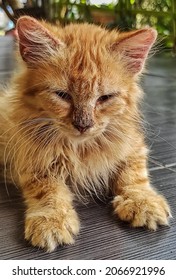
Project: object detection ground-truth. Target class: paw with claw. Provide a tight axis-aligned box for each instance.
[113,188,171,230]
[25,207,80,252]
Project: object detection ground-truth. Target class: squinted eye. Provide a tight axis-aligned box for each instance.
[56,91,72,101]
[97,94,114,103]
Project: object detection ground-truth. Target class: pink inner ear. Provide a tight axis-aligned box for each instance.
[116,29,157,74]
[16,16,61,63]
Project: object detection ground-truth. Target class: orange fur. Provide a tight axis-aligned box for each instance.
[0,16,171,252]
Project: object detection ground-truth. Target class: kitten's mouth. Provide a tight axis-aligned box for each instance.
[72,128,92,137]
[71,126,105,141]
[58,123,106,140]
[61,127,98,141]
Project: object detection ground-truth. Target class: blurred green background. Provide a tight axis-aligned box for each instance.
[0,0,176,51]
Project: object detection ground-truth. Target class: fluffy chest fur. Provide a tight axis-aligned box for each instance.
[6,118,133,198]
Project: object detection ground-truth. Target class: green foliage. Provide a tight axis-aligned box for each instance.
[47,0,175,50]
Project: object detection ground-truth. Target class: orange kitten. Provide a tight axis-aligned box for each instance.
[0,16,171,252]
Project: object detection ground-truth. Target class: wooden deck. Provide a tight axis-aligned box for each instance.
[0,36,176,260]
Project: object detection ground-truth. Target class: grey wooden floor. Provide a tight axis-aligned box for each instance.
[0,36,176,260]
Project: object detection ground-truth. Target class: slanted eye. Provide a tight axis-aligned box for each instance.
[97,94,114,103]
[55,90,72,101]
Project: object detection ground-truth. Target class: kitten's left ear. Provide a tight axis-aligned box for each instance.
[16,16,64,64]
[111,28,157,75]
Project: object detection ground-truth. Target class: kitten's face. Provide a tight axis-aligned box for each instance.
[17,17,157,141]
[31,51,131,140]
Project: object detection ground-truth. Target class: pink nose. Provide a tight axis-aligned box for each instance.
[73,123,92,133]
[72,106,94,133]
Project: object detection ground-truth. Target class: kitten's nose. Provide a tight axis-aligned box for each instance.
[72,106,94,133]
[73,123,92,133]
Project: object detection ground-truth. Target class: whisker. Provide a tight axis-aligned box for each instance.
[149,158,176,173]
[3,117,61,192]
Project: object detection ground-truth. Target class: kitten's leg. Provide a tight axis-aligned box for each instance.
[21,177,79,252]
[112,147,171,230]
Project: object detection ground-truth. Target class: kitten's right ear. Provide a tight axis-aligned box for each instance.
[110,28,157,75]
[16,16,64,64]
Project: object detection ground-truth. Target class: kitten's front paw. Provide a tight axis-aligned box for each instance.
[25,208,80,252]
[113,189,171,230]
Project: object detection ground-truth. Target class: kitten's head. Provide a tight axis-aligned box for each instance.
[16,16,157,142]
